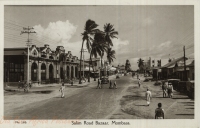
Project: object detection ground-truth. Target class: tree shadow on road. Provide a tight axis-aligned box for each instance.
[184,105,194,106]
[179,102,194,104]
[122,95,141,98]
[175,114,194,116]
[135,104,147,106]
[153,96,167,98]
[172,97,190,99]
[186,108,194,109]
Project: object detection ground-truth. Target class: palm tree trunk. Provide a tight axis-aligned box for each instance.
[100,55,103,79]
[91,57,96,81]
[88,50,92,82]
[79,40,84,84]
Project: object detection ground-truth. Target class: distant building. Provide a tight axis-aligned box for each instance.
[4,45,79,83]
[160,57,194,81]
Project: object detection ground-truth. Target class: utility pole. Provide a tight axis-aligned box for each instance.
[183,46,187,81]
[21,26,36,85]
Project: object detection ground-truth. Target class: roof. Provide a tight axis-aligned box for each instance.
[162,57,187,68]
[4,47,26,51]
[186,60,194,67]
[4,47,27,55]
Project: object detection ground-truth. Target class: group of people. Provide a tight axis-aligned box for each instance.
[96,79,117,89]
[155,82,174,119]
[162,81,174,98]
[145,89,165,119]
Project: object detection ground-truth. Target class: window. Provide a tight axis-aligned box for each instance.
[9,63,24,72]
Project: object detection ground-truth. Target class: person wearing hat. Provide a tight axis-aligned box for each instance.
[167,82,173,98]
[155,103,164,119]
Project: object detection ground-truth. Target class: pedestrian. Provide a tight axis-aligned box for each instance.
[155,103,164,119]
[23,81,29,92]
[162,82,168,98]
[109,80,112,89]
[59,82,65,98]
[97,79,101,89]
[138,79,141,88]
[114,81,117,89]
[137,74,139,79]
[145,89,152,106]
[167,82,173,98]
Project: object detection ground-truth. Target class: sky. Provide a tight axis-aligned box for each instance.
[4,5,194,70]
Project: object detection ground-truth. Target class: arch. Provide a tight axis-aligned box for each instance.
[71,66,74,79]
[67,66,70,78]
[31,62,37,81]
[49,64,54,80]
[41,63,46,80]
[75,67,78,78]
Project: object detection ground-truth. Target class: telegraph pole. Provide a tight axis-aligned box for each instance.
[183,46,187,81]
[21,26,36,84]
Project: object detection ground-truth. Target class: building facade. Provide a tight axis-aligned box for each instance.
[4,45,79,83]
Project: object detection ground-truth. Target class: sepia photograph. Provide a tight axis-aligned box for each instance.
[1,1,200,128]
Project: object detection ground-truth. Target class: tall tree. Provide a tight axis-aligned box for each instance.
[104,23,118,47]
[107,48,116,64]
[125,59,131,72]
[137,58,144,72]
[79,19,98,84]
[90,31,107,80]
[104,23,118,76]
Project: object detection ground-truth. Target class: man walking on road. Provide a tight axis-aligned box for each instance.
[97,79,101,89]
[155,103,164,119]
[145,89,152,106]
[138,79,141,88]
[162,82,168,98]
[59,82,65,98]
[167,82,173,98]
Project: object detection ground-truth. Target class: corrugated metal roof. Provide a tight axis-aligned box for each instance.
[161,57,187,68]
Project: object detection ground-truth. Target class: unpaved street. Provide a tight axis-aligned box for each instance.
[4,74,194,119]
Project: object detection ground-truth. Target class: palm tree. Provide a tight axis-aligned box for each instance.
[107,48,116,64]
[79,19,98,84]
[137,58,144,73]
[104,23,118,76]
[106,48,116,76]
[90,31,107,80]
[104,23,118,47]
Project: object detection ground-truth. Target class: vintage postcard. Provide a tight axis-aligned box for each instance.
[0,0,199,128]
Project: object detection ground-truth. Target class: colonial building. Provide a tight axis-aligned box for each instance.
[4,45,79,83]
